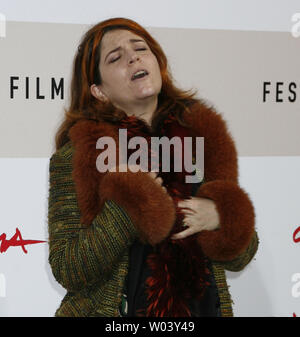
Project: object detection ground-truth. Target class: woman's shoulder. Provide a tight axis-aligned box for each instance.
[50,140,74,164]
[50,117,121,169]
[183,98,232,137]
[185,98,225,123]
[68,118,119,146]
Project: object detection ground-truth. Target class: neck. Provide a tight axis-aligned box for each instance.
[121,96,158,127]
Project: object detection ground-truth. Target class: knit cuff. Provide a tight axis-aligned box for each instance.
[98,170,176,246]
[195,180,255,261]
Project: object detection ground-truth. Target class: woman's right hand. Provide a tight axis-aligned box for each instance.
[148,171,167,191]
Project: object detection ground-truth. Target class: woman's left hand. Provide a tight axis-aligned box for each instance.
[171,196,221,240]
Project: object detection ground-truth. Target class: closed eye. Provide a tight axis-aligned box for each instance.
[109,48,147,63]
[110,56,121,63]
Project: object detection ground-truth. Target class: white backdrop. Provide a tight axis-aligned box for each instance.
[0,0,300,317]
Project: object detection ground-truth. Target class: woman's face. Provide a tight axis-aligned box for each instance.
[94,29,162,110]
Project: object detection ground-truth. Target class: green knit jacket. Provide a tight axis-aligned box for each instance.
[48,140,258,317]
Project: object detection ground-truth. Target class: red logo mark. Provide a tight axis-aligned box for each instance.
[293,226,300,243]
[292,226,300,317]
[0,228,45,254]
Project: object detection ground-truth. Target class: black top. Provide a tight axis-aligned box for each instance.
[124,239,221,317]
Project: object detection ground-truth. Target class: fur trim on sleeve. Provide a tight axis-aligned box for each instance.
[183,101,256,261]
[99,170,176,246]
[195,180,255,261]
[69,119,176,246]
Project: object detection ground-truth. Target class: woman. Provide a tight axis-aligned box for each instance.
[48,17,258,317]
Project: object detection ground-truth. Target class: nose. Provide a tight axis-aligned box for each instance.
[128,52,140,65]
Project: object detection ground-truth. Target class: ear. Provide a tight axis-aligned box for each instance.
[90,84,108,102]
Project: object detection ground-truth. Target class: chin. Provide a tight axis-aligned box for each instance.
[137,86,160,99]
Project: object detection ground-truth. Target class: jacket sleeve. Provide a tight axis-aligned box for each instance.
[220,231,259,272]
[186,101,258,266]
[48,143,176,292]
[68,119,176,246]
[48,151,138,292]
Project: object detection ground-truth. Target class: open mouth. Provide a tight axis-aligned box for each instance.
[131,70,149,81]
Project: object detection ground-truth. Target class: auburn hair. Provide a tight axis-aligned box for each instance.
[55,17,198,151]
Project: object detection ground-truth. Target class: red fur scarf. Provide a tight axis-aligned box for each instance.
[118,112,211,317]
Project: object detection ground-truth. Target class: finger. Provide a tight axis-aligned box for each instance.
[178,202,192,211]
[155,177,163,185]
[147,173,171,199]
[171,227,197,240]
[180,208,196,215]
[177,200,187,208]
[182,221,189,227]
[181,213,195,223]
[148,171,158,179]
[177,199,193,208]
[162,187,173,201]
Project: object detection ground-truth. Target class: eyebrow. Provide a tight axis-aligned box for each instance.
[104,39,145,62]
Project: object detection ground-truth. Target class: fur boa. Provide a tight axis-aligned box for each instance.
[118,112,210,317]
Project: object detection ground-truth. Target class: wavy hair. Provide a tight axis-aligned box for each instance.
[55,17,198,150]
